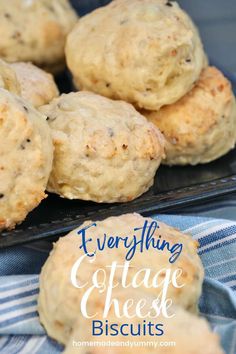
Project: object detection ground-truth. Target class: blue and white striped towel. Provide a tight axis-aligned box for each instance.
[0,214,236,354]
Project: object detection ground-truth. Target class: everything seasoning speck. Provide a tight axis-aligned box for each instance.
[12,31,21,39]
[20,139,31,150]
[186,58,191,63]
[120,19,128,25]
[23,106,28,112]
[0,194,4,199]
[4,13,11,19]
[106,83,111,88]
[166,1,173,7]
[46,117,49,121]
[108,128,114,137]
[47,5,54,12]
[47,116,57,122]
[122,144,128,150]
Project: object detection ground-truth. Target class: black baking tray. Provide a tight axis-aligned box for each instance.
[1,2,236,248]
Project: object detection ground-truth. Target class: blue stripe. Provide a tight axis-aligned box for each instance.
[0,337,12,351]
[199,238,236,255]
[198,225,236,247]
[0,311,39,329]
[11,338,30,354]
[220,274,236,283]
[0,300,37,316]
[0,277,38,292]
[0,288,39,305]
[1,336,29,354]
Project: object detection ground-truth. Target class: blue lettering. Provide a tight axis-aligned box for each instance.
[92,320,103,336]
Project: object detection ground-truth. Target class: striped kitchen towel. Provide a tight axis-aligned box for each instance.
[0,214,235,354]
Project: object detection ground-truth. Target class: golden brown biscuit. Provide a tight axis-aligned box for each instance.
[38,213,204,345]
[66,0,206,110]
[11,62,59,107]
[0,59,20,94]
[144,67,236,165]
[0,89,53,230]
[40,91,165,203]
[0,0,78,73]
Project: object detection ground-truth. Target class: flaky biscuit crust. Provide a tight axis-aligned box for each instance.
[11,62,59,107]
[40,91,165,203]
[66,0,206,110]
[0,89,53,230]
[38,213,204,346]
[0,0,78,72]
[145,67,236,165]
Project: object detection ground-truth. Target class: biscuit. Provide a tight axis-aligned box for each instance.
[0,0,78,73]
[144,67,236,165]
[40,91,165,202]
[66,0,206,110]
[0,59,20,94]
[0,89,53,230]
[65,305,224,354]
[38,213,204,344]
[11,62,59,107]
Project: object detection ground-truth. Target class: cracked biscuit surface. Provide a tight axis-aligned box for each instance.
[66,0,206,110]
[0,89,53,230]
[144,67,236,165]
[40,91,165,203]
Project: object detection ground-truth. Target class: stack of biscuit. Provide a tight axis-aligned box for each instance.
[0,1,229,353]
[0,0,235,228]
[66,0,236,166]
[0,58,165,229]
[0,0,167,230]
[0,0,78,230]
